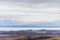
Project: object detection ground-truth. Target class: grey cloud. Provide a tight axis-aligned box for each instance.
[0,0,60,4]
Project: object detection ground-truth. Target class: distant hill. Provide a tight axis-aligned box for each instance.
[0,30,60,36]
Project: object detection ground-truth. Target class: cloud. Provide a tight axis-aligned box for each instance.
[0,27,60,31]
[0,0,59,22]
[0,0,59,3]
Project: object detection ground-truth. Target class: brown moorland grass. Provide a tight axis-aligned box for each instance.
[0,36,60,40]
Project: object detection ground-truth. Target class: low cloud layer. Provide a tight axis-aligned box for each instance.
[0,0,59,22]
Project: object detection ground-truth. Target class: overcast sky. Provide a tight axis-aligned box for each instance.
[0,0,60,22]
[0,27,60,31]
[0,0,59,30]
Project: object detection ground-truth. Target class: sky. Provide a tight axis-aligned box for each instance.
[0,27,60,31]
[0,0,60,30]
[0,0,59,22]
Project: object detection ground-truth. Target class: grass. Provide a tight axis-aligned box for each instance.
[0,36,60,40]
[46,36,60,40]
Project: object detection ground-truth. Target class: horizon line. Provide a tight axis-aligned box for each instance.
[0,27,60,31]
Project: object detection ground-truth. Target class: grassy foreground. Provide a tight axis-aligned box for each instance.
[0,36,60,40]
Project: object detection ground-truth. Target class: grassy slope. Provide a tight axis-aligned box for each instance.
[0,36,60,40]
